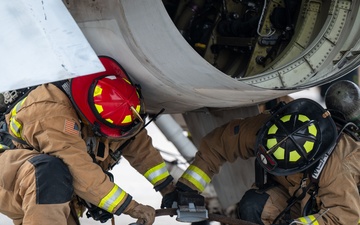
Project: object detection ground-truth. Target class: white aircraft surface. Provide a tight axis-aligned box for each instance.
[1,0,360,224]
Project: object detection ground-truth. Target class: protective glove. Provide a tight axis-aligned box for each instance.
[161,182,203,209]
[161,189,178,209]
[124,201,155,225]
[83,201,113,223]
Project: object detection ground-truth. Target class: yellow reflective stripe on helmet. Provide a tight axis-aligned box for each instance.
[308,124,318,136]
[297,215,319,225]
[98,184,126,213]
[181,165,211,192]
[289,150,301,162]
[136,105,141,113]
[267,124,278,134]
[95,104,104,113]
[298,114,310,122]
[280,115,291,122]
[144,162,170,185]
[9,98,27,139]
[266,138,277,148]
[123,78,131,84]
[303,141,314,153]
[121,115,133,124]
[273,147,285,160]
[94,85,103,97]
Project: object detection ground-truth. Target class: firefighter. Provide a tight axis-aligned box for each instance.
[0,56,175,225]
[162,80,360,225]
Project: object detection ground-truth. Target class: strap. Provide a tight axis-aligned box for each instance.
[273,174,314,224]
[1,132,28,146]
[311,121,354,182]
[109,108,165,169]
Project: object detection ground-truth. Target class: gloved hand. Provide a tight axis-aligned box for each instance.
[161,182,203,209]
[124,201,155,225]
[161,189,178,209]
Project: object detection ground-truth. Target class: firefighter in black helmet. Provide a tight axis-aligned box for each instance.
[162,94,360,225]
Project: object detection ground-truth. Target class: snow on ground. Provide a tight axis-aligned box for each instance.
[0,88,322,224]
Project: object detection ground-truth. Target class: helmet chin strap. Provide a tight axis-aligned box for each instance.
[108,108,165,169]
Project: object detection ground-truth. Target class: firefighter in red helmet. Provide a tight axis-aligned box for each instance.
[0,56,175,225]
[162,96,360,225]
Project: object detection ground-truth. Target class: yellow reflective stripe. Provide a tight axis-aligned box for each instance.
[308,124,318,136]
[289,150,301,162]
[121,115,133,124]
[10,119,23,138]
[9,98,27,139]
[298,114,310,122]
[95,104,104,113]
[94,85,102,97]
[273,147,285,160]
[98,184,126,212]
[181,165,211,192]
[304,141,314,153]
[267,124,278,134]
[0,144,9,150]
[123,78,131,84]
[280,115,291,122]
[144,162,170,185]
[297,215,319,225]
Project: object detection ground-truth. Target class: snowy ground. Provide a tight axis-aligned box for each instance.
[0,88,323,225]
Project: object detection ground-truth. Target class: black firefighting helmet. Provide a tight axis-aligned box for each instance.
[325,80,360,127]
[255,98,337,176]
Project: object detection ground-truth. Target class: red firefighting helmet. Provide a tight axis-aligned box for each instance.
[70,56,145,139]
[255,98,337,176]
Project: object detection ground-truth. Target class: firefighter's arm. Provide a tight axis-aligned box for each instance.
[177,113,270,192]
[121,128,175,194]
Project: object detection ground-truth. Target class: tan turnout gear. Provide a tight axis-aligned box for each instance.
[178,112,360,225]
[0,83,171,224]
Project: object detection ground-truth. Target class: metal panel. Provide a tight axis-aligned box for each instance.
[0,0,104,92]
